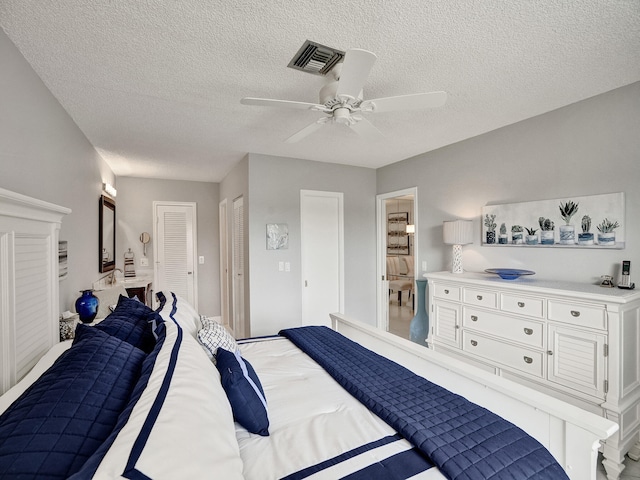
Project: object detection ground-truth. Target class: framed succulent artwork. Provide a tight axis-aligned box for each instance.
[482,192,625,249]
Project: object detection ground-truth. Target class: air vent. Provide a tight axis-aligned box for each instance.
[287,40,345,76]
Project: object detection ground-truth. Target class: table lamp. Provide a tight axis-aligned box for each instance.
[443,220,473,273]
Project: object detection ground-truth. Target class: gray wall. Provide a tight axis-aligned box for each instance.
[378,82,640,285]
[116,176,220,316]
[247,154,377,336]
[0,29,115,312]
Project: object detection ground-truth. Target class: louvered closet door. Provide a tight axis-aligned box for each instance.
[154,203,197,308]
[232,196,245,337]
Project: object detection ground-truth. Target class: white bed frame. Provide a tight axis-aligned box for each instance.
[0,188,70,395]
[331,312,618,480]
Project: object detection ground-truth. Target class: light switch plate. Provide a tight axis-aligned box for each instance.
[140,257,149,267]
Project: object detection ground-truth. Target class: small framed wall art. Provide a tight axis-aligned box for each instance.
[266,223,289,250]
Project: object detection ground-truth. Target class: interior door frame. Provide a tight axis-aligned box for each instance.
[376,187,418,331]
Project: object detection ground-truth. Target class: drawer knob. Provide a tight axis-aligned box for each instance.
[471,315,478,322]
[455,325,460,329]
[518,301,525,308]
[547,350,553,356]
[470,340,478,347]
[523,356,533,364]
[524,328,533,335]
[444,289,450,294]
[570,310,581,317]
[476,295,483,300]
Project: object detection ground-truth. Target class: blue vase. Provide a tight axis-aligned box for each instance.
[409,279,429,347]
[75,290,99,323]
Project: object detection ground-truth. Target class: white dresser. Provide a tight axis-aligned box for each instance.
[426,271,640,480]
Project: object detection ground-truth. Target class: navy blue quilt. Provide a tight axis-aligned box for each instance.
[280,326,569,480]
[0,326,146,479]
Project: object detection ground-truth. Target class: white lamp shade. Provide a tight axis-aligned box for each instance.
[443,220,473,245]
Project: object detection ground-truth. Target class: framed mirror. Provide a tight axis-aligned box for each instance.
[99,195,116,273]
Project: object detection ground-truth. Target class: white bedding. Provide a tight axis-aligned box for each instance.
[238,337,446,479]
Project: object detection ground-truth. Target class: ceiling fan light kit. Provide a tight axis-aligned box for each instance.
[241,46,447,143]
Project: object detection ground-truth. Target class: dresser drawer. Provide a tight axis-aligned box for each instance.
[463,307,544,348]
[463,288,497,309]
[433,284,461,301]
[462,332,544,378]
[547,300,606,329]
[501,293,544,318]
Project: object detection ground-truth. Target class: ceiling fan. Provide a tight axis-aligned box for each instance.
[240,49,447,143]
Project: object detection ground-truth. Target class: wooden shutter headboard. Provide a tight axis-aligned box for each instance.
[0,188,71,394]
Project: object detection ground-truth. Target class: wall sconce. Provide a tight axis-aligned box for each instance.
[443,220,473,274]
[405,224,415,234]
[103,183,117,198]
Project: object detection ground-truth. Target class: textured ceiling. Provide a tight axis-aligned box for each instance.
[1,1,639,182]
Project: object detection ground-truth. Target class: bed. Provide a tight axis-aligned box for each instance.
[0,289,618,479]
[0,188,619,479]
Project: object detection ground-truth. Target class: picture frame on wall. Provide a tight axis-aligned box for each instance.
[387,212,410,255]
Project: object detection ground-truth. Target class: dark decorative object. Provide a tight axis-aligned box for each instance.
[75,290,99,323]
[485,268,535,280]
[410,279,429,346]
[484,214,496,244]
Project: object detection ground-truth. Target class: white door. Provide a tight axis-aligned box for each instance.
[219,199,230,330]
[300,190,344,327]
[232,196,245,337]
[153,202,197,308]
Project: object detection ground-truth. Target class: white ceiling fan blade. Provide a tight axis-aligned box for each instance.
[349,117,384,141]
[241,97,324,111]
[285,120,327,143]
[361,91,447,113]
[335,49,377,101]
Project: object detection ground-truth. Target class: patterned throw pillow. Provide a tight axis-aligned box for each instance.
[197,316,237,361]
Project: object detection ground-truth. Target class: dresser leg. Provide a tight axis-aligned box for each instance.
[628,441,640,461]
[602,456,624,480]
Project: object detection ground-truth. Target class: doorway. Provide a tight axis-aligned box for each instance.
[376,188,417,338]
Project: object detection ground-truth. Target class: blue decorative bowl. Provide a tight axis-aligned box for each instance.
[485,268,535,280]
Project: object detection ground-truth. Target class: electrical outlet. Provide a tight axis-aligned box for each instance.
[199,256,205,265]
[285,262,291,272]
[140,257,149,267]
[278,261,284,272]
[422,261,427,271]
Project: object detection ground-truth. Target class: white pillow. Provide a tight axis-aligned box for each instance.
[197,316,238,361]
[156,292,201,338]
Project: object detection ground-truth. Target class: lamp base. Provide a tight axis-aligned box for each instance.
[451,244,464,274]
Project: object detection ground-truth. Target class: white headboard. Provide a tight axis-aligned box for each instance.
[0,188,71,394]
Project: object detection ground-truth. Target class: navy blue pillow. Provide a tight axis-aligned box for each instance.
[92,294,156,353]
[216,348,269,436]
[0,325,146,479]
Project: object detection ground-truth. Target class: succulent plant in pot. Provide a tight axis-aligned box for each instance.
[558,201,579,244]
[498,222,508,244]
[525,227,538,245]
[538,217,555,245]
[578,215,594,245]
[596,218,620,246]
[484,214,497,244]
[511,225,524,244]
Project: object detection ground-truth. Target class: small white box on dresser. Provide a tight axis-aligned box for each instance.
[426,271,640,480]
